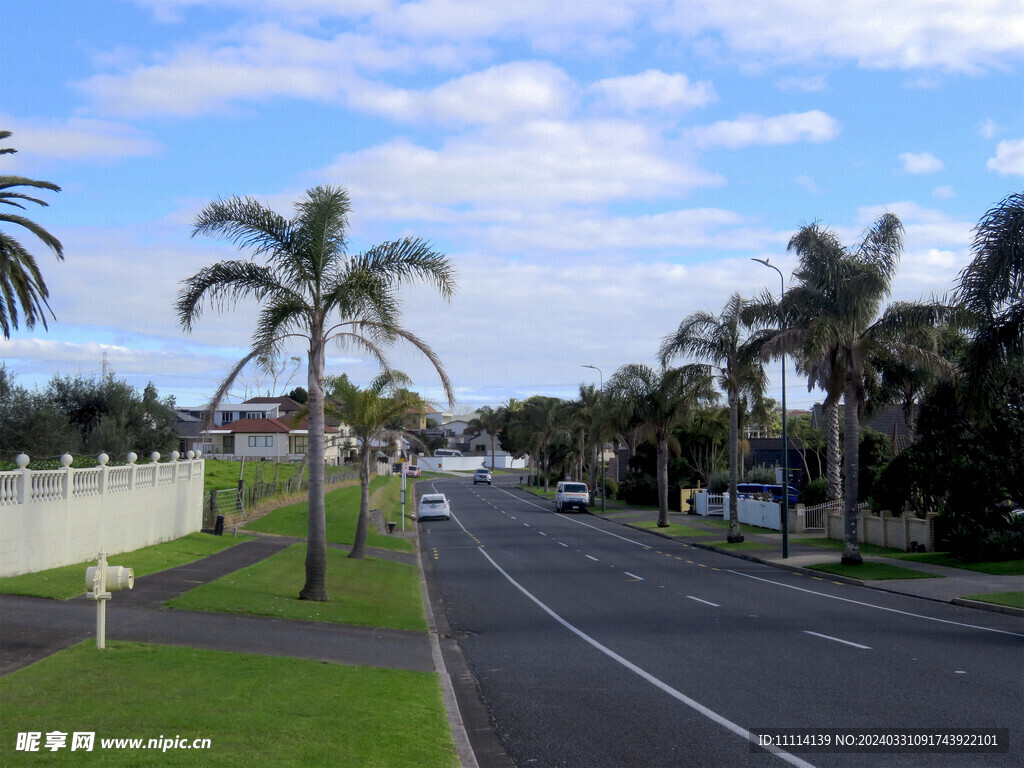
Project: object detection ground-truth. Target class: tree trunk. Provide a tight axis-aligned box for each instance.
[825,397,842,502]
[841,380,862,565]
[299,337,329,601]
[727,390,743,542]
[657,435,669,527]
[349,443,371,560]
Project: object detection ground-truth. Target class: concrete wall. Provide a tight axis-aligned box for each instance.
[417,454,526,472]
[0,456,205,577]
[826,512,936,552]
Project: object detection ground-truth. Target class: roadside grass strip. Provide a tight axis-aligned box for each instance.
[632,521,715,537]
[960,591,1024,610]
[0,533,243,600]
[807,561,941,581]
[0,641,457,768]
[700,519,782,537]
[244,477,412,552]
[890,553,1024,576]
[704,540,775,551]
[168,543,426,631]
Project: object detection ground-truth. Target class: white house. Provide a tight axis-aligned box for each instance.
[199,417,345,464]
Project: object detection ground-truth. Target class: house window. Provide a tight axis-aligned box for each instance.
[248,436,273,448]
[291,435,308,454]
[222,436,235,454]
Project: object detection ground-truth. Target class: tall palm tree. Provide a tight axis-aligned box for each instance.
[323,371,424,560]
[772,214,950,564]
[955,192,1024,413]
[468,405,505,471]
[522,395,564,491]
[606,363,716,527]
[1,131,64,338]
[176,185,455,600]
[660,293,766,543]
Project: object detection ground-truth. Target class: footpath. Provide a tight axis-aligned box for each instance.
[587,502,1024,616]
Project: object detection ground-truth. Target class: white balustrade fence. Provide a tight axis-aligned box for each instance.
[0,451,205,577]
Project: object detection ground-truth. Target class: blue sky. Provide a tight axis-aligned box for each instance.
[2,0,1022,413]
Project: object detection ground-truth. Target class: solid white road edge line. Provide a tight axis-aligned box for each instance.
[477,547,817,768]
[803,631,871,650]
[729,570,1024,638]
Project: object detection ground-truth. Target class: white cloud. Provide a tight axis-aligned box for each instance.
[987,138,1024,176]
[0,115,160,161]
[591,70,717,112]
[655,0,1024,74]
[976,118,1002,139]
[321,120,724,219]
[351,61,577,124]
[775,74,827,92]
[688,110,840,149]
[794,174,822,194]
[898,151,944,174]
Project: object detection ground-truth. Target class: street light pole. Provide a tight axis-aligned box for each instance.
[582,364,606,516]
[752,258,789,559]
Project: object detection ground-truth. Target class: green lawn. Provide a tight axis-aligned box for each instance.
[807,561,941,580]
[168,543,426,631]
[633,521,716,537]
[890,552,1024,576]
[705,539,775,551]
[701,519,782,537]
[0,533,243,600]
[961,591,1024,610]
[203,457,307,494]
[244,476,413,552]
[792,538,1024,575]
[0,641,457,768]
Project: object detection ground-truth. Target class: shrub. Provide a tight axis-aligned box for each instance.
[618,473,658,506]
[802,477,830,507]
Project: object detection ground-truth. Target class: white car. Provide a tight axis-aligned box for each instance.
[417,493,451,521]
[555,481,589,513]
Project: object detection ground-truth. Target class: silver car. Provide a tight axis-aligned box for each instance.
[417,493,451,521]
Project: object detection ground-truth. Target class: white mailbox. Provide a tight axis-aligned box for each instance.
[85,565,134,591]
[86,553,133,649]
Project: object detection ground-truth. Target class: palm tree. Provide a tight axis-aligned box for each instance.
[468,405,505,471]
[323,372,424,559]
[1,131,64,338]
[774,214,951,564]
[955,192,1024,413]
[522,395,564,491]
[606,363,716,527]
[660,293,766,543]
[176,185,455,600]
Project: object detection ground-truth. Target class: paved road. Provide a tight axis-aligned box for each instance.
[419,475,1024,768]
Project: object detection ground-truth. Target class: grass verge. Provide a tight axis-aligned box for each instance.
[632,521,715,537]
[0,641,456,768]
[705,540,775,551]
[960,591,1024,610]
[792,539,1024,575]
[168,543,426,631]
[243,476,412,552]
[807,562,941,580]
[0,533,243,600]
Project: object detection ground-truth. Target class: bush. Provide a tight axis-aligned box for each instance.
[802,477,830,506]
[618,473,658,506]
